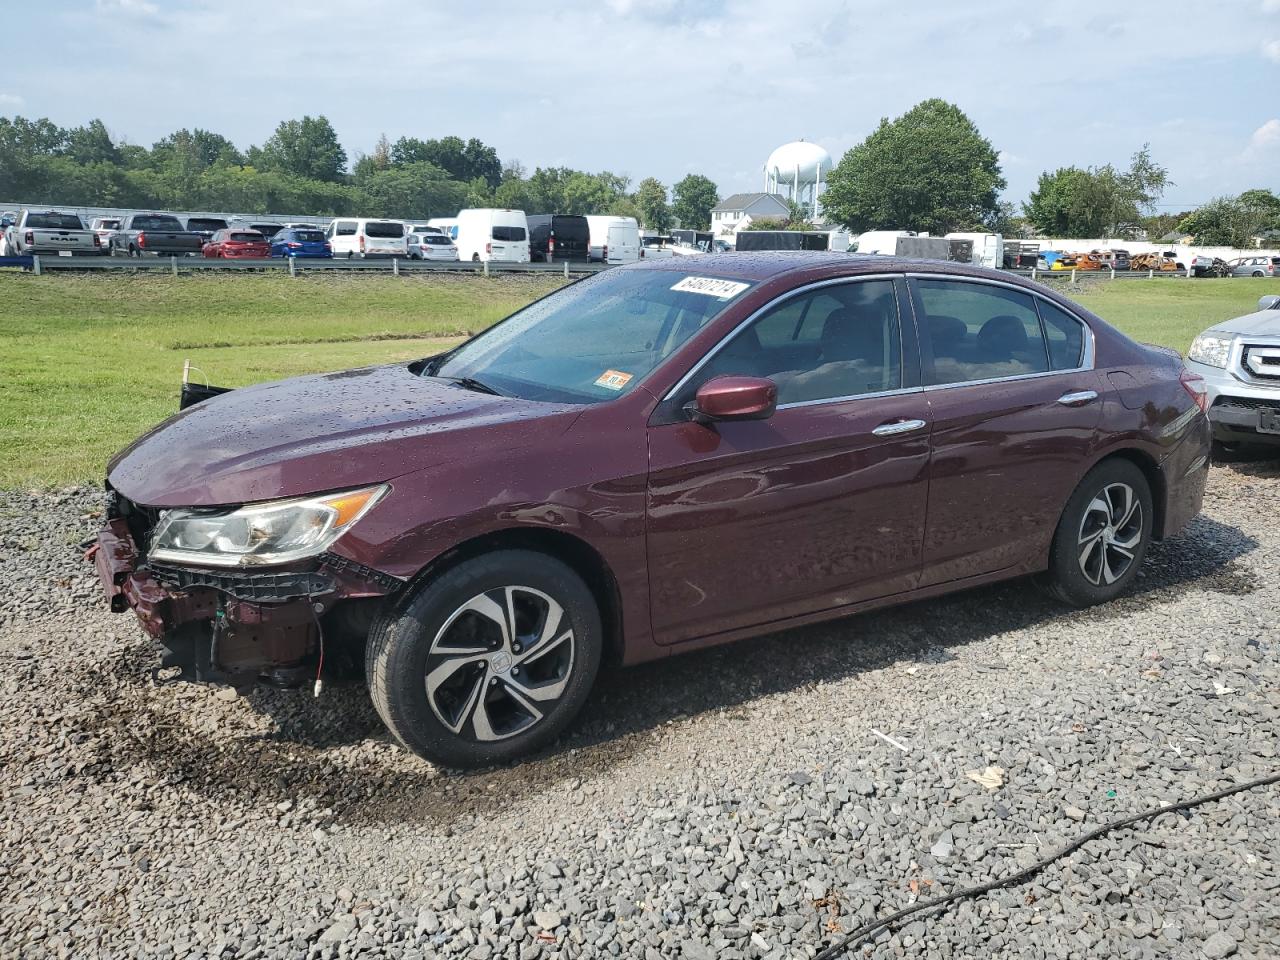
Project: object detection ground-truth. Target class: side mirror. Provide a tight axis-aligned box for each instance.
[687,376,777,424]
[1259,295,1280,312]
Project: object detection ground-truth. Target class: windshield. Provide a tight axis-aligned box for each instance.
[429,269,753,404]
[28,213,85,229]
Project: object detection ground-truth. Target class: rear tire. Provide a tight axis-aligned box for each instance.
[1043,459,1152,607]
[366,550,602,768]
[1253,270,1264,278]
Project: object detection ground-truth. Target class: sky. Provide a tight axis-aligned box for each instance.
[5,0,1280,211]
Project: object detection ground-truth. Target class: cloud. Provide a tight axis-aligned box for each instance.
[1265,38,1280,62]
[0,93,23,108]
[95,0,160,15]
[1264,0,1280,12]
[1250,119,1280,149]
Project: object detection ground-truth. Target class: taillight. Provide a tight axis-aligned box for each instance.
[602,244,608,260]
[486,242,492,254]
[358,234,365,251]
[24,231,34,245]
[137,232,146,248]
[287,242,301,248]
[1180,368,1208,414]
[93,233,101,247]
[323,242,331,251]
[548,237,555,253]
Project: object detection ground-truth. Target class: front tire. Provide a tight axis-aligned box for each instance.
[1043,459,1152,607]
[366,550,602,768]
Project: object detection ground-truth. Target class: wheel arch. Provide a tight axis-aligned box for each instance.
[396,527,625,667]
[1082,446,1167,541]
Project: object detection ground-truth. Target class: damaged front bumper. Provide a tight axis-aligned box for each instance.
[89,507,403,688]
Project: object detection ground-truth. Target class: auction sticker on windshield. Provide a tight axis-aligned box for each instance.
[670,276,751,299]
[594,370,634,391]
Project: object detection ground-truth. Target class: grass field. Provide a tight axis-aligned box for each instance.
[2,271,1276,489]
[0,272,564,488]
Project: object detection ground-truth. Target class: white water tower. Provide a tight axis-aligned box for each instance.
[764,140,833,219]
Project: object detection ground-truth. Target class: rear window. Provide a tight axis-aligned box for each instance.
[492,225,526,242]
[229,233,263,242]
[187,218,228,231]
[423,235,452,246]
[131,215,183,231]
[27,213,85,229]
[291,230,324,242]
[365,222,404,238]
[98,219,120,229]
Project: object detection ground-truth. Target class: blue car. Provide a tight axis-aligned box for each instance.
[269,227,332,258]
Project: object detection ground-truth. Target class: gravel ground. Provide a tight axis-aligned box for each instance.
[1,463,1277,960]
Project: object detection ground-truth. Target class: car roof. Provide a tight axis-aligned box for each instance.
[626,251,1029,286]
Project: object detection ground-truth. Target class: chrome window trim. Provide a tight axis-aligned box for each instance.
[777,385,924,410]
[906,272,1096,387]
[660,273,907,404]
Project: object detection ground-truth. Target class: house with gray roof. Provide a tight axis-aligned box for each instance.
[710,192,790,236]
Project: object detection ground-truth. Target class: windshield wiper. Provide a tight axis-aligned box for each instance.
[435,375,505,397]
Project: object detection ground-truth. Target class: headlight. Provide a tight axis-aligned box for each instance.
[148,485,386,568]
[1188,333,1232,368]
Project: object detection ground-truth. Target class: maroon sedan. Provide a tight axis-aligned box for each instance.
[201,228,270,259]
[91,254,1210,767]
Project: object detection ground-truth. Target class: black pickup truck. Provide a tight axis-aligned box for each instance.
[110,213,205,257]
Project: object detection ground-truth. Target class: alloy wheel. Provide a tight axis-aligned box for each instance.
[425,586,575,742]
[1077,482,1143,586]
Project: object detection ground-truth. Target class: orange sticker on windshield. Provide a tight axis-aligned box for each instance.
[594,370,633,391]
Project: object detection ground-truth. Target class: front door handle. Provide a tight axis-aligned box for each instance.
[872,418,927,437]
[1057,390,1099,407]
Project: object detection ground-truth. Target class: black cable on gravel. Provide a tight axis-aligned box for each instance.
[813,771,1280,960]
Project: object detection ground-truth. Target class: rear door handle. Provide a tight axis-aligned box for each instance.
[1057,390,1099,407]
[872,418,927,437]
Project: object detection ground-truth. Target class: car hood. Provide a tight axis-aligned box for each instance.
[1209,309,1280,338]
[108,363,579,507]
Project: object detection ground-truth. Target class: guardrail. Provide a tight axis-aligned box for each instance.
[2,254,609,278]
[0,254,1219,282]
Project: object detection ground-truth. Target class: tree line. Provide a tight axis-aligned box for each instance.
[4,107,1274,246]
[821,98,1278,247]
[0,114,723,230]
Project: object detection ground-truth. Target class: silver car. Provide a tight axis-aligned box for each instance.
[1186,294,1280,456]
[1227,256,1279,278]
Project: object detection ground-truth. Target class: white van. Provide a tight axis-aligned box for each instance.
[453,209,530,263]
[585,215,640,263]
[324,218,409,258]
[426,218,458,241]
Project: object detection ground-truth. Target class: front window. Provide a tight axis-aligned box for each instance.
[428,269,754,403]
[698,279,902,404]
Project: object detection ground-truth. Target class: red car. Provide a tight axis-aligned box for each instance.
[201,228,270,259]
[90,254,1210,767]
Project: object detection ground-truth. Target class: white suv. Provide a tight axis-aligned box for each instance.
[1186,293,1280,457]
